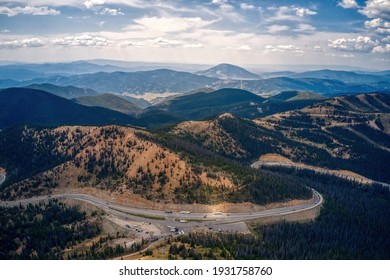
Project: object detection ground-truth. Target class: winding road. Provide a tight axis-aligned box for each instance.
[251,160,390,189]
[0,189,323,236]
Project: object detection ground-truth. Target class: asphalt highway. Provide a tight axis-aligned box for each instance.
[0,189,323,235]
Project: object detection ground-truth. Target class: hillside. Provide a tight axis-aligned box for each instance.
[170,93,390,182]
[40,69,219,94]
[269,91,325,102]
[24,83,100,99]
[151,88,265,120]
[0,125,311,206]
[72,94,142,116]
[196,63,260,80]
[0,88,137,129]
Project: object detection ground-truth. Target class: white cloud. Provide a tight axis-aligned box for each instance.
[149,37,182,47]
[0,5,60,16]
[382,35,390,42]
[237,45,251,51]
[209,0,245,22]
[119,38,204,49]
[267,6,317,22]
[127,16,216,34]
[52,35,114,47]
[328,36,377,52]
[314,45,323,52]
[327,53,355,58]
[84,0,105,9]
[99,7,123,15]
[225,44,252,51]
[364,18,390,34]
[264,44,304,55]
[359,0,390,20]
[365,18,385,28]
[294,23,316,32]
[372,44,390,53]
[211,0,228,5]
[118,40,144,47]
[294,7,317,17]
[267,25,290,33]
[183,43,204,48]
[0,38,45,48]
[338,0,359,9]
[240,3,255,10]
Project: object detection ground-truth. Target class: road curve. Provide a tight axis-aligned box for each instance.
[0,189,323,228]
[251,160,390,189]
[0,173,5,186]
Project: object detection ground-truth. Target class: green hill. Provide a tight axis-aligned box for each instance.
[24,83,99,99]
[72,93,142,116]
[151,88,265,120]
[0,88,137,129]
[170,93,390,182]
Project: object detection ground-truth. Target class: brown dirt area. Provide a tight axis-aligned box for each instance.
[259,153,292,163]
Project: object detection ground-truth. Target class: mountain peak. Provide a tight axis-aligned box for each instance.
[197,63,260,80]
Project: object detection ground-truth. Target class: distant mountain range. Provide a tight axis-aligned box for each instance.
[288,69,390,84]
[196,63,260,80]
[0,61,127,80]
[1,62,389,96]
[23,83,100,99]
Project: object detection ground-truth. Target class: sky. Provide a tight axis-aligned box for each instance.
[0,0,389,69]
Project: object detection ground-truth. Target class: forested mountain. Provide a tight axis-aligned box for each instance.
[0,125,311,205]
[196,63,260,80]
[171,170,390,259]
[0,200,100,259]
[72,94,142,116]
[170,93,390,182]
[24,83,100,99]
[0,88,137,129]
[150,88,265,120]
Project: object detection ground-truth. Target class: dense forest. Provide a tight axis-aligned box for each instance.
[137,131,312,205]
[0,200,100,259]
[0,125,312,205]
[172,169,390,259]
[0,126,68,187]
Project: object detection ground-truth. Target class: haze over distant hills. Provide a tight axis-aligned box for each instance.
[23,84,100,99]
[1,61,389,97]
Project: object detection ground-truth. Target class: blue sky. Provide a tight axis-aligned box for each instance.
[0,0,389,69]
